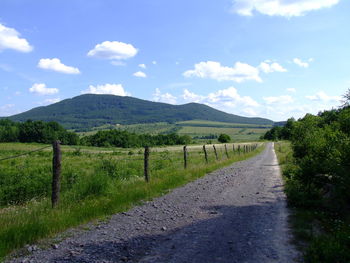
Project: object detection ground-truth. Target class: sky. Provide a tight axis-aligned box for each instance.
[0,0,349,121]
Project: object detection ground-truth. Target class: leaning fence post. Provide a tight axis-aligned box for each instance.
[52,140,61,208]
[213,145,218,160]
[225,144,229,159]
[183,145,187,169]
[203,145,208,164]
[144,146,150,182]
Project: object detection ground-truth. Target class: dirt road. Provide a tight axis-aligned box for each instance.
[9,142,300,263]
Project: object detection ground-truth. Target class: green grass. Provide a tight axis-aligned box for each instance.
[0,142,264,260]
[177,120,272,128]
[78,122,179,137]
[178,126,269,142]
[274,142,350,263]
[77,120,271,142]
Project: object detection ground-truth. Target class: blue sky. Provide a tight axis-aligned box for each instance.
[0,0,349,121]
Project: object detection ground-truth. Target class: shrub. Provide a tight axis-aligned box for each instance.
[218,134,231,143]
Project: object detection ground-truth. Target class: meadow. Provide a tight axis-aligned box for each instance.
[0,141,264,259]
[78,120,271,142]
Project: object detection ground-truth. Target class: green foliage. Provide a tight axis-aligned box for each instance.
[269,106,350,209]
[81,130,192,148]
[218,133,231,143]
[0,119,78,145]
[9,94,273,130]
[305,232,350,263]
[262,118,295,140]
[275,106,350,263]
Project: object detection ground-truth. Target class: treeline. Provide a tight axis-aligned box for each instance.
[80,130,192,148]
[261,118,295,140]
[0,119,79,145]
[265,92,350,261]
[0,119,192,147]
[264,101,350,209]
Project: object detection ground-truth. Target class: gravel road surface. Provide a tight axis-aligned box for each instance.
[8,142,300,263]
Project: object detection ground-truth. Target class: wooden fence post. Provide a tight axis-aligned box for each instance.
[183,145,187,169]
[144,146,150,182]
[232,144,235,153]
[52,140,61,208]
[203,145,208,164]
[225,144,229,159]
[213,145,218,160]
[238,145,241,155]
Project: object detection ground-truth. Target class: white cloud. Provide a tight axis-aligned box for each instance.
[286,88,296,93]
[38,58,80,74]
[87,41,138,60]
[231,0,340,17]
[0,23,33,52]
[258,61,287,73]
[305,91,341,102]
[183,87,259,108]
[182,89,205,102]
[133,71,147,78]
[138,64,146,69]
[293,58,310,68]
[263,95,294,105]
[29,83,59,95]
[81,83,130,96]
[152,61,157,65]
[183,61,261,83]
[153,88,177,104]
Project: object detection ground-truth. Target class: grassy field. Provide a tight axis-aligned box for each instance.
[78,120,271,142]
[178,126,269,142]
[0,142,264,260]
[177,120,271,128]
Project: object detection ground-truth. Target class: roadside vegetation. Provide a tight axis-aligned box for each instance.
[270,89,350,262]
[0,141,264,260]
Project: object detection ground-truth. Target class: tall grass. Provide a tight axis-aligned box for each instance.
[0,142,264,259]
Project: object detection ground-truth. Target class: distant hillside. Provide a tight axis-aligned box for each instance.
[8,94,274,130]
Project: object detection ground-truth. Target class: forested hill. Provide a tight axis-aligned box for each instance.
[8,94,273,130]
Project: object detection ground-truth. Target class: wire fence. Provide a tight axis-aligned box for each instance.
[0,145,51,162]
[0,141,260,208]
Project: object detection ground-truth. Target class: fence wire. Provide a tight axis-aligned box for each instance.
[0,145,51,162]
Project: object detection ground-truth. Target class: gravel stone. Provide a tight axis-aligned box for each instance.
[6,143,300,263]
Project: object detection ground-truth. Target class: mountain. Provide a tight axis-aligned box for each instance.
[8,94,273,130]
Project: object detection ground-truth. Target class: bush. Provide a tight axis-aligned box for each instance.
[218,133,230,143]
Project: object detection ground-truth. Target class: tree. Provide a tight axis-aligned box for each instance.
[218,133,231,143]
[341,88,350,108]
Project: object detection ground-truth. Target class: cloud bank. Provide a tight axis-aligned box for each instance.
[0,23,33,52]
[38,58,80,74]
[231,0,340,17]
[82,83,130,96]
